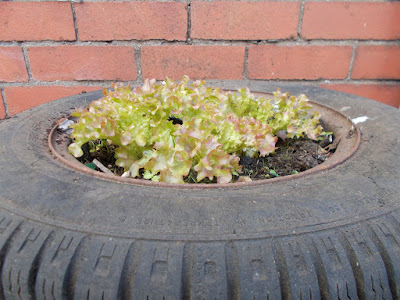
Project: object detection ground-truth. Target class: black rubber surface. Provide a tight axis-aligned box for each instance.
[0,81,399,299]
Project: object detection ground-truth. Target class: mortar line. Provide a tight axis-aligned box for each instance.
[0,80,146,88]
[297,0,306,40]
[347,45,357,80]
[21,46,33,81]
[0,79,398,89]
[3,0,394,2]
[242,46,249,80]
[71,2,80,42]
[1,40,399,48]
[135,46,143,83]
[186,1,192,43]
[1,89,9,119]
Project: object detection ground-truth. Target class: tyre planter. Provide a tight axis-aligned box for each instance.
[0,82,399,299]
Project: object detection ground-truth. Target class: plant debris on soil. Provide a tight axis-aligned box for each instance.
[238,136,333,180]
[74,133,335,183]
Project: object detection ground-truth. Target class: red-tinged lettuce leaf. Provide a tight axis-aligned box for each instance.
[68,77,323,184]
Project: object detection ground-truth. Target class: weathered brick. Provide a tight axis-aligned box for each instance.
[352,46,400,80]
[0,47,28,82]
[320,83,400,108]
[4,86,101,116]
[302,2,400,40]
[0,2,75,41]
[191,1,300,40]
[248,45,352,80]
[142,46,245,80]
[0,93,5,119]
[28,46,137,81]
[75,2,187,41]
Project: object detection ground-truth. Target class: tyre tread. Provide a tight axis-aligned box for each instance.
[339,227,393,300]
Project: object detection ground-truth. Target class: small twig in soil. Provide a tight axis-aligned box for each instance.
[92,158,115,175]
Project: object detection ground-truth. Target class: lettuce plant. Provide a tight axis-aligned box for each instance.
[68,76,323,184]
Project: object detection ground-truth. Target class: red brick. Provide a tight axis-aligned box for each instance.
[0,2,75,41]
[191,1,300,40]
[0,93,5,119]
[248,45,352,80]
[142,46,245,80]
[0,47,28,82]
[320,83,400,108]
[302,2,400,40]
[352,46,400,80]
[4,86,101,116]
[28,46,137,81]
[75,2,187,41]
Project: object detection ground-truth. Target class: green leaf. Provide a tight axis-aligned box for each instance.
[68,143,84,157]
[68,77,323,184]
[85,162,97,170]
[269,169,279,177]
[143,170,154,179]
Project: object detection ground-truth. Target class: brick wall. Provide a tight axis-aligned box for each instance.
[0,0,399,118]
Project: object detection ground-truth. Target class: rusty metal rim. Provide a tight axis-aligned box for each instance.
[48,98,361,189]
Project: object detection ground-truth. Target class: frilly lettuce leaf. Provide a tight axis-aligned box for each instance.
[69,76,323,183]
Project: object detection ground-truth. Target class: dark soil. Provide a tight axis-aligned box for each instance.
[76,134,335,183]
[238,137,333,180]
